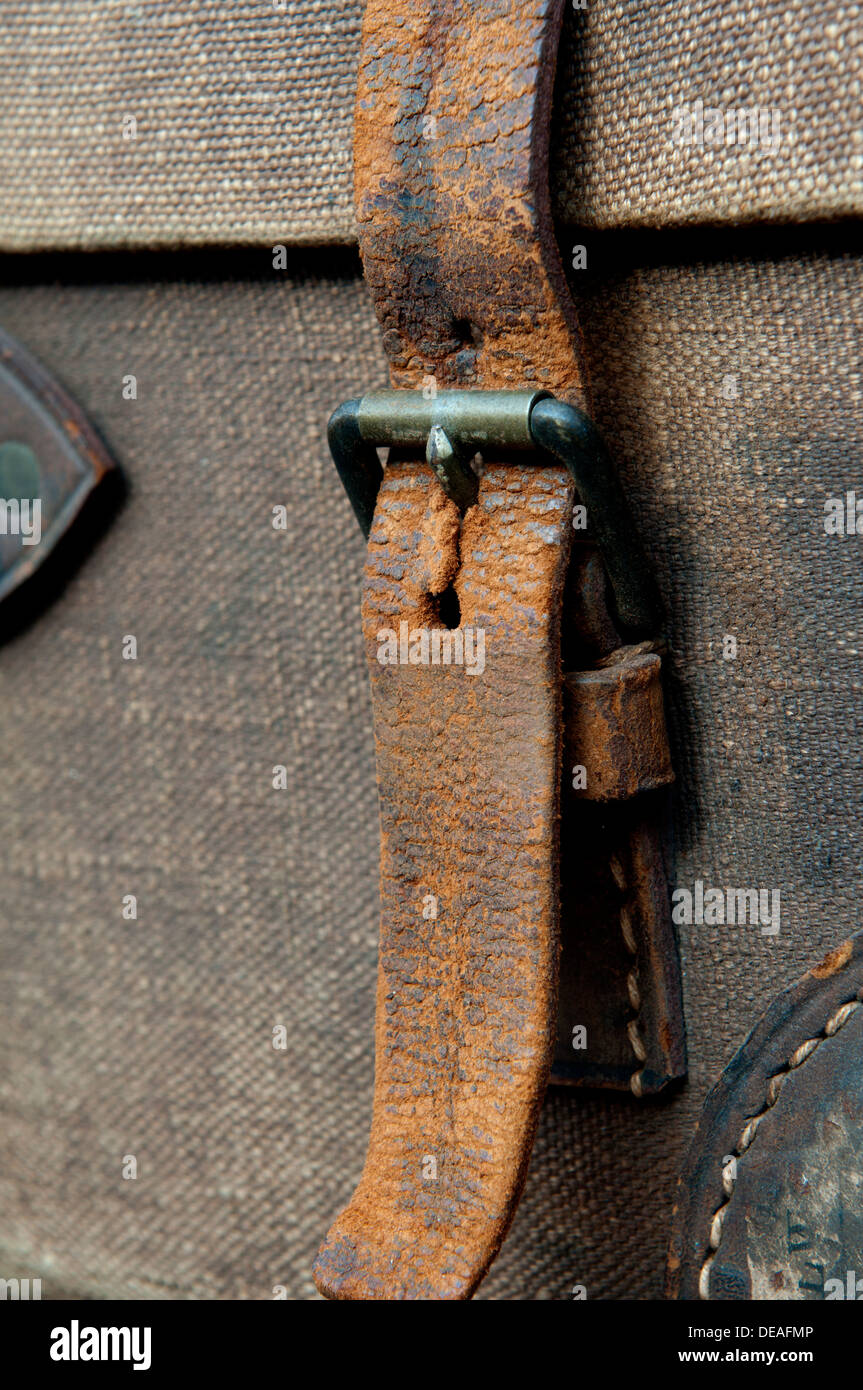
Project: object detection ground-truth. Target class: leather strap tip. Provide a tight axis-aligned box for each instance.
[313,1225,482,1301]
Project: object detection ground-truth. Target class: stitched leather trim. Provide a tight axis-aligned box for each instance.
[667,935,863,1301]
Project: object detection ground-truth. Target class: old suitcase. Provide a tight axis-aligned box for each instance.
[0,0,860,1308]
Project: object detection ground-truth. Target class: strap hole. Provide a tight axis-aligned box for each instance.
[451,317,482,349]
[432,583,461,630]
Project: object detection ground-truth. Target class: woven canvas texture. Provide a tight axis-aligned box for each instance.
[0,235,859,1298]
[552,0,862,228]
[0,0,859,252]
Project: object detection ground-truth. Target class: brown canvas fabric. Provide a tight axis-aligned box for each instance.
[0,233,858,1297]
[0,0,859,253]
[551,0,862,229]
[0,2,360,251]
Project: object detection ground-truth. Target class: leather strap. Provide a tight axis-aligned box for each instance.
[353,0,587,405]
[314,0,586,1301]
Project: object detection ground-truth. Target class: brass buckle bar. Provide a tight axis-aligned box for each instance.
[327,389,663,638]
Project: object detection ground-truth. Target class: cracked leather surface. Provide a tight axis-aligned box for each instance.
[314,0,587,1299]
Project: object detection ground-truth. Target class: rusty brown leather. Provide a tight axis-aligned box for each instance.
[314,0,679,1299]
[351,0,588,405]
[314,460,575,1300]
[313,0,585,1301]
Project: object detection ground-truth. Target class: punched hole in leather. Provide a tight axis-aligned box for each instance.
[314,0,684,1300]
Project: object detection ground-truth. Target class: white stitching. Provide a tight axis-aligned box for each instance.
[698,990,863,1299]
[609,851,647,1097]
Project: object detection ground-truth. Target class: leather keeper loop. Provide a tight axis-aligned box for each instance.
[564,649,675,802]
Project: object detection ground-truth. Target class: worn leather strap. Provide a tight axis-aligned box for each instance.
[315,0,588,1300]
[314,0,587,1299]
[315,461,573,1300]
[353,0,587,403]
[316,0,683,1298]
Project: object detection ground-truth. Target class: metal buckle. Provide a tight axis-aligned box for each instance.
[327,389,663,639]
